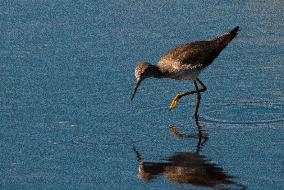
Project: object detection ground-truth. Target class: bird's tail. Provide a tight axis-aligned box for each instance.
[214,26,240,47]
[230,26,240,36]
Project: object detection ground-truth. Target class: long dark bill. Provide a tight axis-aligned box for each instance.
[131,80,141,101]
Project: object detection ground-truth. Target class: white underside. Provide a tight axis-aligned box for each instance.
[157,60,204,81]
[168,69,202,80]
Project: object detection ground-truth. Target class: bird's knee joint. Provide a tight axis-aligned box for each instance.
[176,93,184,98]
[200,87,207,92]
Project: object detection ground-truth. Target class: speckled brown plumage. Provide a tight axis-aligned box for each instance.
[157,26,240,79]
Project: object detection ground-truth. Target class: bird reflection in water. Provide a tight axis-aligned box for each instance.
[133,117,246,190]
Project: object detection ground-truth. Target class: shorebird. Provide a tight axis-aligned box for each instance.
[131,26,240,117]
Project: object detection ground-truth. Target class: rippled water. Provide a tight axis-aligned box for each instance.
[0,0,283,189]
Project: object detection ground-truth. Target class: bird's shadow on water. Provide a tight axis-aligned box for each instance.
[132,117,246,190]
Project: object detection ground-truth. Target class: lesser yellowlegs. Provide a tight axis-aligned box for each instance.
[131,26,240,117]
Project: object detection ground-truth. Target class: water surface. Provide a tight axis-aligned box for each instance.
[0,0,283,189]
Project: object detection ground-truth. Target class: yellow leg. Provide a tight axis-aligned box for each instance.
[169,91,198,111]
[169,78,207,111]
[169,93,184,111]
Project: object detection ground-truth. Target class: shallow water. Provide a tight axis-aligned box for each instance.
[0,0,283,189]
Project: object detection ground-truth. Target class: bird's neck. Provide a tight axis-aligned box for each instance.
[149,64,165,78]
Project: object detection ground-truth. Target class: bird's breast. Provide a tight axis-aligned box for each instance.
[157,60,203,80]
[168,69,201,80]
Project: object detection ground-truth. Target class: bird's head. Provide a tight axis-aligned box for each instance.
[131,62,153,101]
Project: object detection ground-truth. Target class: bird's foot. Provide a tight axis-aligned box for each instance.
[169,94,182,111]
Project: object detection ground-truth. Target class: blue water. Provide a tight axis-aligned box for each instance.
[1,0,283,189]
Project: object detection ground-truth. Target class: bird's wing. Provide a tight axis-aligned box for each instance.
[158,41,218,69]
[158,26,239,70]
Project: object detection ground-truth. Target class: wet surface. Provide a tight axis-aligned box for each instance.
[133,120,245,190]
[0,0,284,189]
